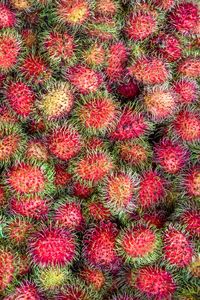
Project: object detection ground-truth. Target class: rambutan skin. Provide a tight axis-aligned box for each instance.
[173,79,198,105]
[0,4,16,29]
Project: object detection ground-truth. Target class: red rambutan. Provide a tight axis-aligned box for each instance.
[79,266,106,290]
[138,170,166,209]
[5,81,35,118]
[20,55,52,84]
[172,110,200,142]
[134,266,176,299]
[128,56,169,85]
[178,58,200,78]
[154,138,189,174]
[29,226,76,267]
[67,65,103,94]
[142,210,167,229]
[173,79,198,105]
[117,80,139,99]
[109,107,150,141]
[169,2,199,34]
[0,248,15,291]
[4,281,42,300]
[0,185,6,207]
[85,197,111,222]
[71,180,93,198]
[183,166,200,197]
[163,226,193,268]
[58,282,98,300]
[180,208,200,237]
[0,30,21,72]
[54,164,72,188]
[22,29,37,48]
[6,217,34,245]
[47,125,82,161]
[125,11,157,41]
[0,4,16,29]
[83,221,119,270]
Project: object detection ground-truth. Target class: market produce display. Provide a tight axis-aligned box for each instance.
[0,0,199,299]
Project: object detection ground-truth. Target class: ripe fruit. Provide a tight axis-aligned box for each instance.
[4,281,42,300]
[86,16,119,41]
[84,196,111,222]
[183,166,200,197]
[0,4,16,29]
[179,207,200,237]
[29,226,76,267]
[38,82,74,121]
[154,139,189,174]
[54,164,72,189]
[5,80,35,118]
[95,0,118,17]
[173,79,198,105]
[67,65,103,94]
[83,42,106,68]
[129,57,169,85]
[58,281,98,300]
[47,125,82,161]
[117,80,139,99]
[117,223,161,265]
[6,217,34,245]
[79,266,106,291]
[25,139,49,162]
[83,221,119,270]
[163,226,193,268]
[0,248,16,291]
[178,58,200,78]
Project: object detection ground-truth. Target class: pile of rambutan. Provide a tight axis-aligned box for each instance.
[0,0,199,299]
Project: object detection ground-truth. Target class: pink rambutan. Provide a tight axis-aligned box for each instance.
[144,88,177,121]
[128,56,169,85]
[56,0,90,26]
[71,180,93,198]
[54,164,72,188]
[134,266,176,299]
[101,172,137,215]
[47,125,82,161]
[117,223,161,265]
[138,170,166,209]
[83,221,119,270]
[10,195,50,219]
[117,80,139,99]
[54,198,84,231]
[169,2,199,34]
[0,4,16,29]
[173,79,198,105]
[70,151,114,186]
[178,58,200,78]
[20,55,52,84]
[0,30,21,72]
[4,281,42,300]
[109,108,149,141]
[153,33,182,62]
[172,110,200,142]
[85,197,111,222]
[154,138,189,174]
[183,166,200,197]
[0,248,15,291]
[79,266,106,290]
[125,11,157,41]
[180,208,200,237]
[163,226,193,268]
[43,31,75,64]
[67,65,103,94]
[5,81,35,118]
[95,0,118,17]
[29,226,76,267]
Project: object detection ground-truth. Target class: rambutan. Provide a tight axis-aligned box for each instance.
[54,163,72,189]
[58,281,98,300]
[6,217,34,245]
[74,92,118,135]
[86,16,119,41]
[38,82,74,121]
[10,0,32,11]
[0,4,16,29]
[138,170,166,209]
[109,107,150,141]
[47,125,82,161]
[0,185,6,207]
[10,195,50,220]
[69,151,114,186]
[173,79,198,105]
[95,0,118,17]
[188,255,200,278]
[43,31,75,65]
[56,0,90,26]
[67,65,103,94]
[183,166,200,197]
[101,171,137,215]
[22,29,36,48]
[134,266,176,299]
[142,210,167,229]
[79,266,106,291]
[5,161,54,196]
[0,29,21,72]
[143,88,177,121]
[70,180,93,198]
[53,197,84,231]
[178,58,200,78]
[25,139,49,162]
[128,56,169,85]
[0,105,18,124]
[117,223,161,266]
[84,196,111,222]
[152,0,174,10]
[83,42,106,68]
[83,221,119,270]
[0,248,16,291]
[29,226,76,267]
[169,2,199,34]
[110,292,137,300]
[180,208,200,237]
[4,281,42,300]
[5,80,35,118]
[20,55,52,84]
[154,138,189,174]
[163,226,193,268]
[117,139,152,168]
[125,11,157,41]
[117,79,139,99]
[153,33,182,62]
[172,110,200,142]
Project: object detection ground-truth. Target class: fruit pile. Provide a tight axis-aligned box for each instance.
[0,0,199,299]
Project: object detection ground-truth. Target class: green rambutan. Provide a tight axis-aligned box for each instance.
[128,56,169,85]
[29,226,76,267]
[0,29,21,73]
[38,82,74,121]
[116,223,161,266]
[47,125,82,161]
